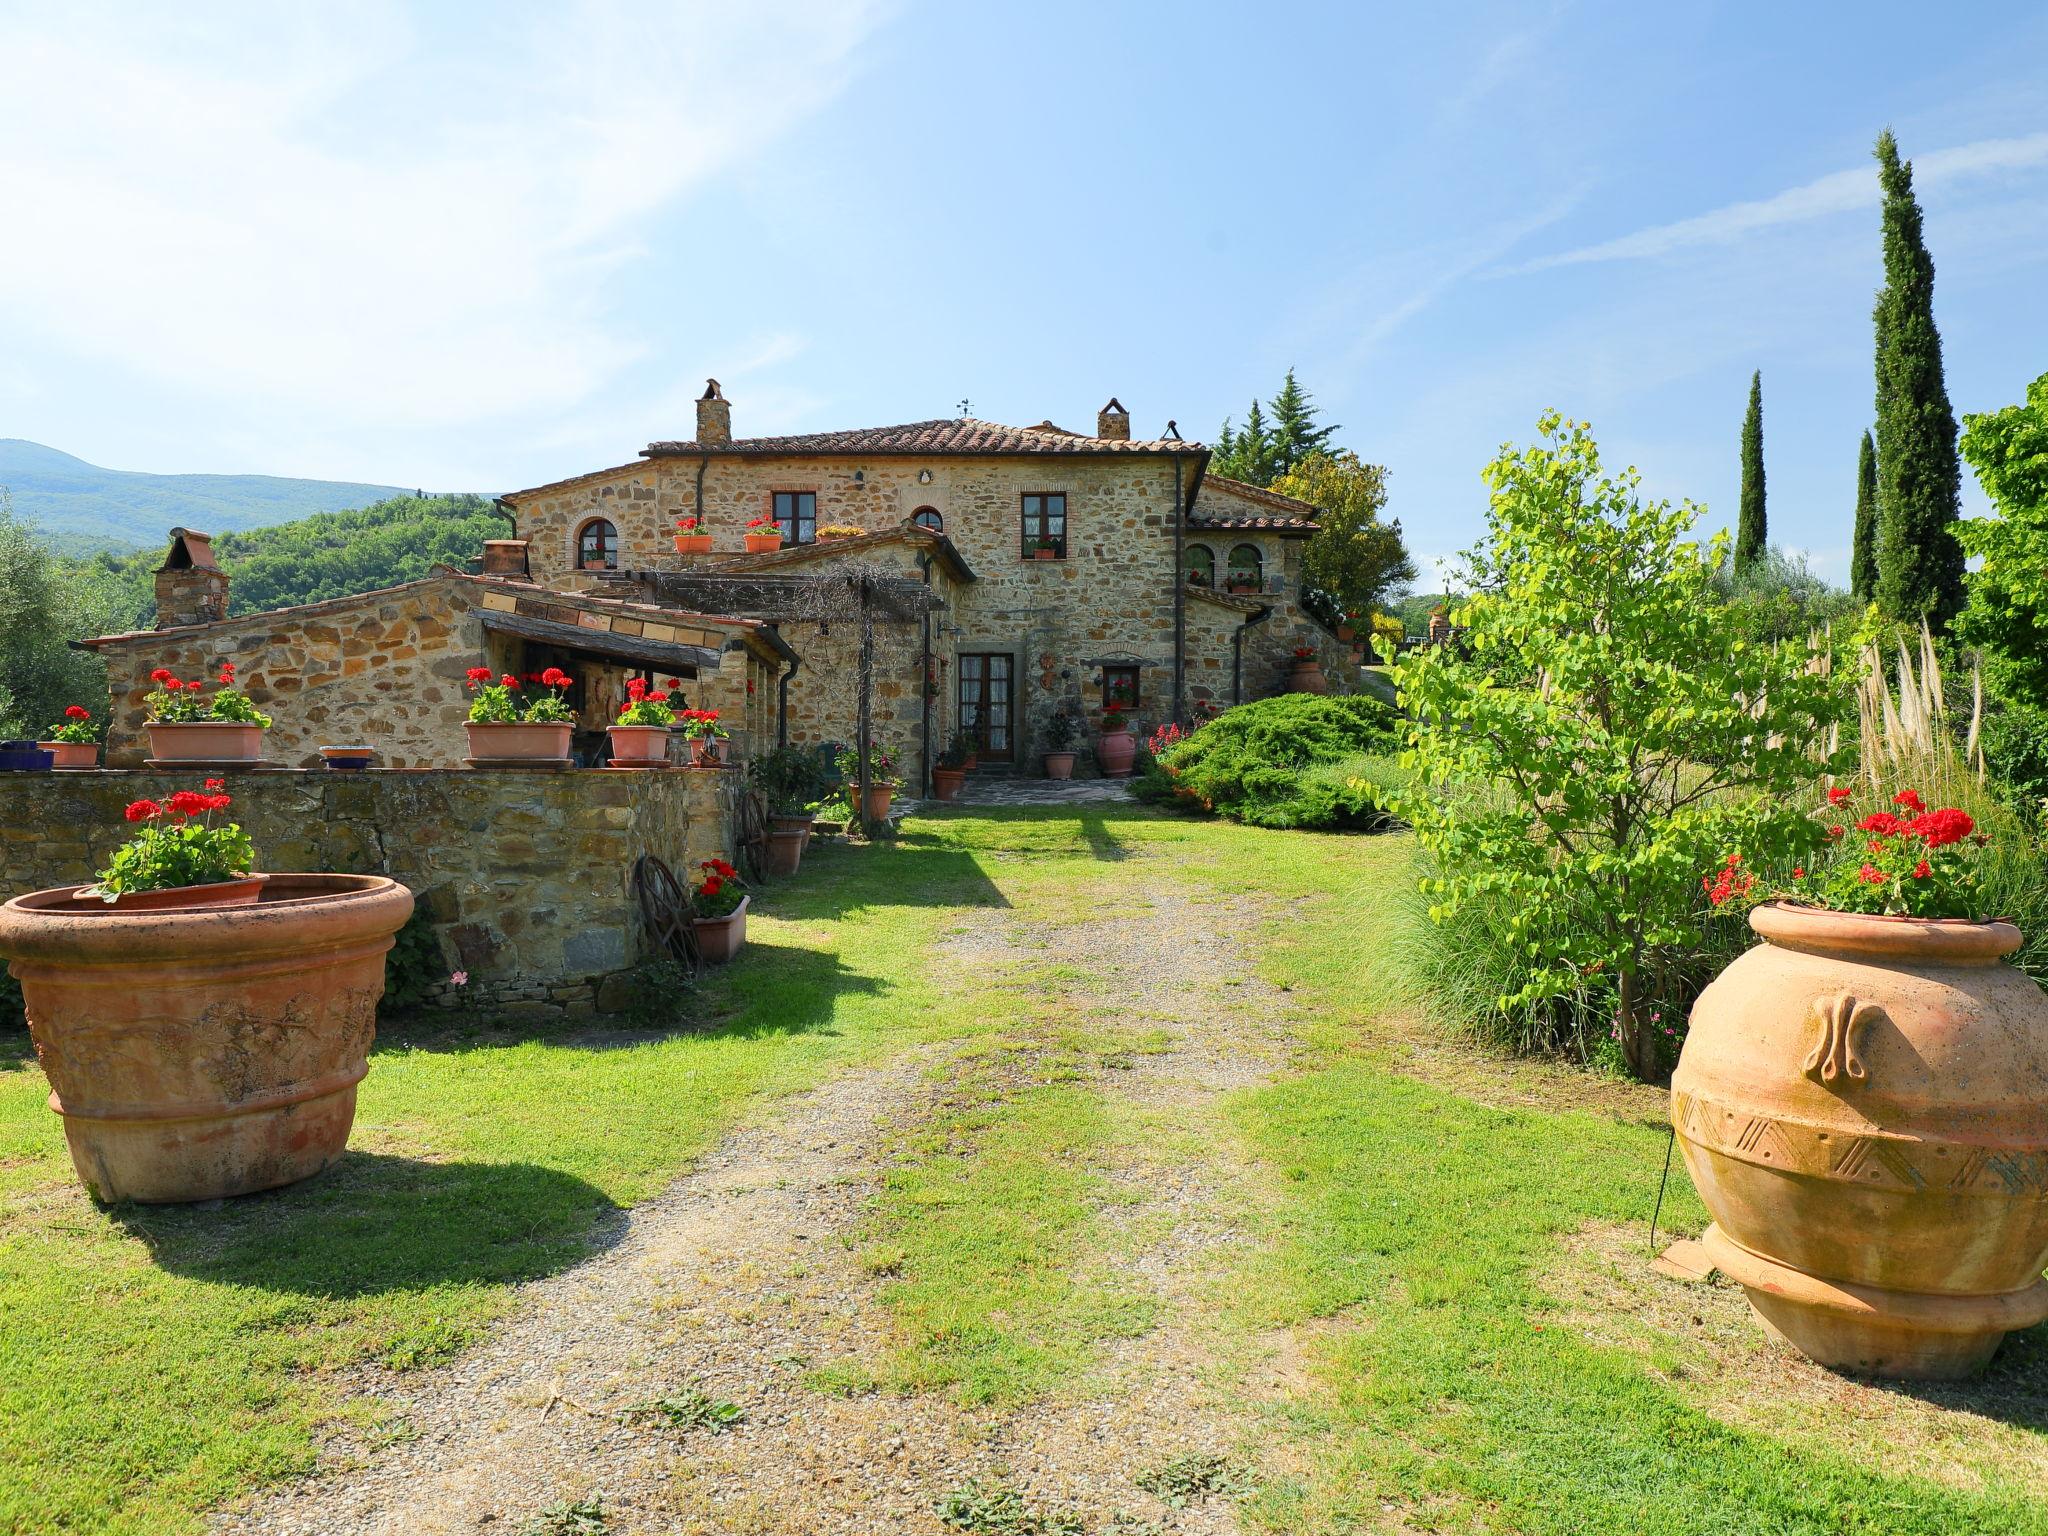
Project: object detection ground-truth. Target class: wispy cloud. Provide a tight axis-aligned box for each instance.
[0,2,891,439]
[1435,3,1572,126]
[1506,130,2048,272]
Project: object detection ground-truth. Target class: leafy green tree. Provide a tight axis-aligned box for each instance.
[1269,450,1414,619]
[0,494,125,740]
[1955,370,2048,705]
[1268,368,1338,478]
[1851,429,1879,602]
[1872,129,1965,625]
[1394,412,1844,1082]
[1736,371,1766,571]
[1712,544,1859,648]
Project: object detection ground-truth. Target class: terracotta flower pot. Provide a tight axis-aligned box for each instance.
[464,720,573,763]
[1043,751,1076,780]
[1288,658,1329,695]
[744,533,783,554]
[687,736,728,768]
[672,533,713,555]
[931,767,966,802]
[765,814,813,877]
[692,894,749,963]
[0,873,415,1203]
[99,875,269,912]
[1674,902,2048,1378]
[861,784,894,821]
[1032,548,1057,561]
[1337,624,1355,642]
[1097,729,1136,777]
[39,741,99,770]
[607,723,671,765]
[146,721,265,763]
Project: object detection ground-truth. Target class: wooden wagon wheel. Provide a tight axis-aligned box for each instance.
[633,854,702,982]
[735,788,771,886]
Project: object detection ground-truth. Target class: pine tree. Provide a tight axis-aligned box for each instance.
[1851,430,1879,602]
[1735,370,1766,571]
[1268,368,1338,478]
[1211,400,1277,484]
[1872,129,1965,625]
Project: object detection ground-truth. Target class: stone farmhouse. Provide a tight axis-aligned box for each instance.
[81,384,1350,787]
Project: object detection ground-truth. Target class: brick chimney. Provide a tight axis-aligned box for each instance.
[1096,397,1130,441]
[154,528,229,628]
[696,379,731,445]
[481,539,532,579]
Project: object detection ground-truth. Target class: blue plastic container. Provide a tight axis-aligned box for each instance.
[0,741,53,772]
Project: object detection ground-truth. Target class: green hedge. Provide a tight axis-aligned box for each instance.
[1136,694,1406,830]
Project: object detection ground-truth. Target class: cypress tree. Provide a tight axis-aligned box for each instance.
[1851,430,1879,602]
[1871,129,1966,625]
[1736,370,1766,571]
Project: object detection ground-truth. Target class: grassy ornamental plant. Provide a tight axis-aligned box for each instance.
[44,705,96,743]
[144,661,272,726]
[464,665,573,723]
[1393,411,1846,1081]
[615,677,675,727]
[85,781,253,900]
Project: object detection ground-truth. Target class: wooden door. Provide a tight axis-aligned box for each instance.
[957,653,1014,762]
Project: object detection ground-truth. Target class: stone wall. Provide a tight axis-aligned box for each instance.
[0,767,745,1018]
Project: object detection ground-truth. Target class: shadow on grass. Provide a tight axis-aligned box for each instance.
[765,838,1013,919]
[0,1028,33,1071]
[1075,809,1129,862]
[110,1150,621,1302]
[1867,1322,2048,1432]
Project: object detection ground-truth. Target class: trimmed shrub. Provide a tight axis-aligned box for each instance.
[1139,694,1402,830]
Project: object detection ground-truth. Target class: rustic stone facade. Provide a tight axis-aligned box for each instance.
[0,767,744,1017]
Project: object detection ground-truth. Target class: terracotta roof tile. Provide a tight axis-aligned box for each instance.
[643,417,1203,458]
[1191,474,1321,533]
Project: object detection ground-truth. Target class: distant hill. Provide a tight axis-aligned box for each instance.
[0,438,425,552]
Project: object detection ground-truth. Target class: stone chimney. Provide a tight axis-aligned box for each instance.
[154,528,229,629]
[481,539,532,579]
[696,379,731,445]
[1096,397,1130,441]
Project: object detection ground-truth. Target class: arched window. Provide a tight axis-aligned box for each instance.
[1184,543,1215,586]
[576,518,618,571]
[1226,543,1263,590]
[912,506,943,533]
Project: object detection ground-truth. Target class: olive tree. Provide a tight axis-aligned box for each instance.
[1394,413,1844,1081]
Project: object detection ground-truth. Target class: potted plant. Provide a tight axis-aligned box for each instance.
[836,742,899,821]
[818,523,867,542]
[1287,644,1329,695]
[143,661,272,764]
[750,745,837,876]
[1043,709,1078,780]
[1677,787,2048,1378]
[318,745,376,772]
[672,515,713,556]
[932,737,969,802]
[744,516,785,553]
[0,784,414,1202]
[463,665,575,763]
[1030,535,1059,561]
[677,707,729,766]
[1337,611,1358,642]
[690,857,750,962]
[40,705,100,769]
[609,678,675,765]
[1097,702,1136,777]
[1225,571,1259,595]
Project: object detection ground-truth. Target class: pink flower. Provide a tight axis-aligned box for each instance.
[450,970,469,987]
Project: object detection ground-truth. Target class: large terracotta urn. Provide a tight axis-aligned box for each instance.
[1097,728,1136,777]
[1674,902,2048,1378]
[1287,655,1329,695]
[764,814,813,878]
[0,873,415,1203]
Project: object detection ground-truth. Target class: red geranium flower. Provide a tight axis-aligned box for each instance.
[1909,807,1975,849]
[1826,786,1853,805]
[648,690,669,703]
[666,678,681,689]
[1859,864,1886,885]
[124,799,161,822]
[1895,789,1927,813]
[627,677,647,700]
[217,661,236,684]
[186,679,205,691]
[500,673,517,688]
[64,705,89,720]
[1913,859,1932,879]
[1827,824,1845,839]
[204,778,225,790]
[466,666,494,686]
[541,667,571,688]
[701,874,723,897]
[167,789,212,817]
[1857,812,1903,836]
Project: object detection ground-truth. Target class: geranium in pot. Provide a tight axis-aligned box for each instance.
[1096,701,1136,777]
[1287,644,1328,695]
[672,515,713,556]
[609,678,675,765]
[40,705,101,769]
[931,735,969,802]
[144,661,272,764]
[751,745,836,876]
[744,516,785,553]
[1042,710,1078,779]
[690,857,750,962]
[1678,786,2048,1378]
[464,665,575,763]
[0,783,414,1202]
[836,741,899,821]
[678,707,730,766]
[818,523,867,542]
[1030,535,1059,561]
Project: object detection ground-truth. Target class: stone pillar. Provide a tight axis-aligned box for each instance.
[154,528,229,628]
[1097,397,1130,441]
[696,379,731,446]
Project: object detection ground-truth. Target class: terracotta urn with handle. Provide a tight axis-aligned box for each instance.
[1673,901,2048,1378]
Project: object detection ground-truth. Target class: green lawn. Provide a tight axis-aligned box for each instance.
[2,805,2044,1534]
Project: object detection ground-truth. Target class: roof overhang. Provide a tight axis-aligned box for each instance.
[477,608,725,674]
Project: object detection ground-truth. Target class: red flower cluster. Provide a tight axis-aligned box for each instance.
[1702,852,1755,907]
[699,856,739,898]
[674,516,702,532]
[124,799,159,822]
[464,666,495,687]
[678,708,720,725]
[124,784,231,823]
[149,667,206,693]
[64,705,89,721]
[1826,786,1853,805]
[1857,805,1974,849]
[624,678,670,703]
[218,661,235,686]
[1148,721,1188,755]
[746,516,782,530]
[538,667,571,689]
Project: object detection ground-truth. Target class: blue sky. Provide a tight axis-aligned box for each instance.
[3,2,2045,582]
